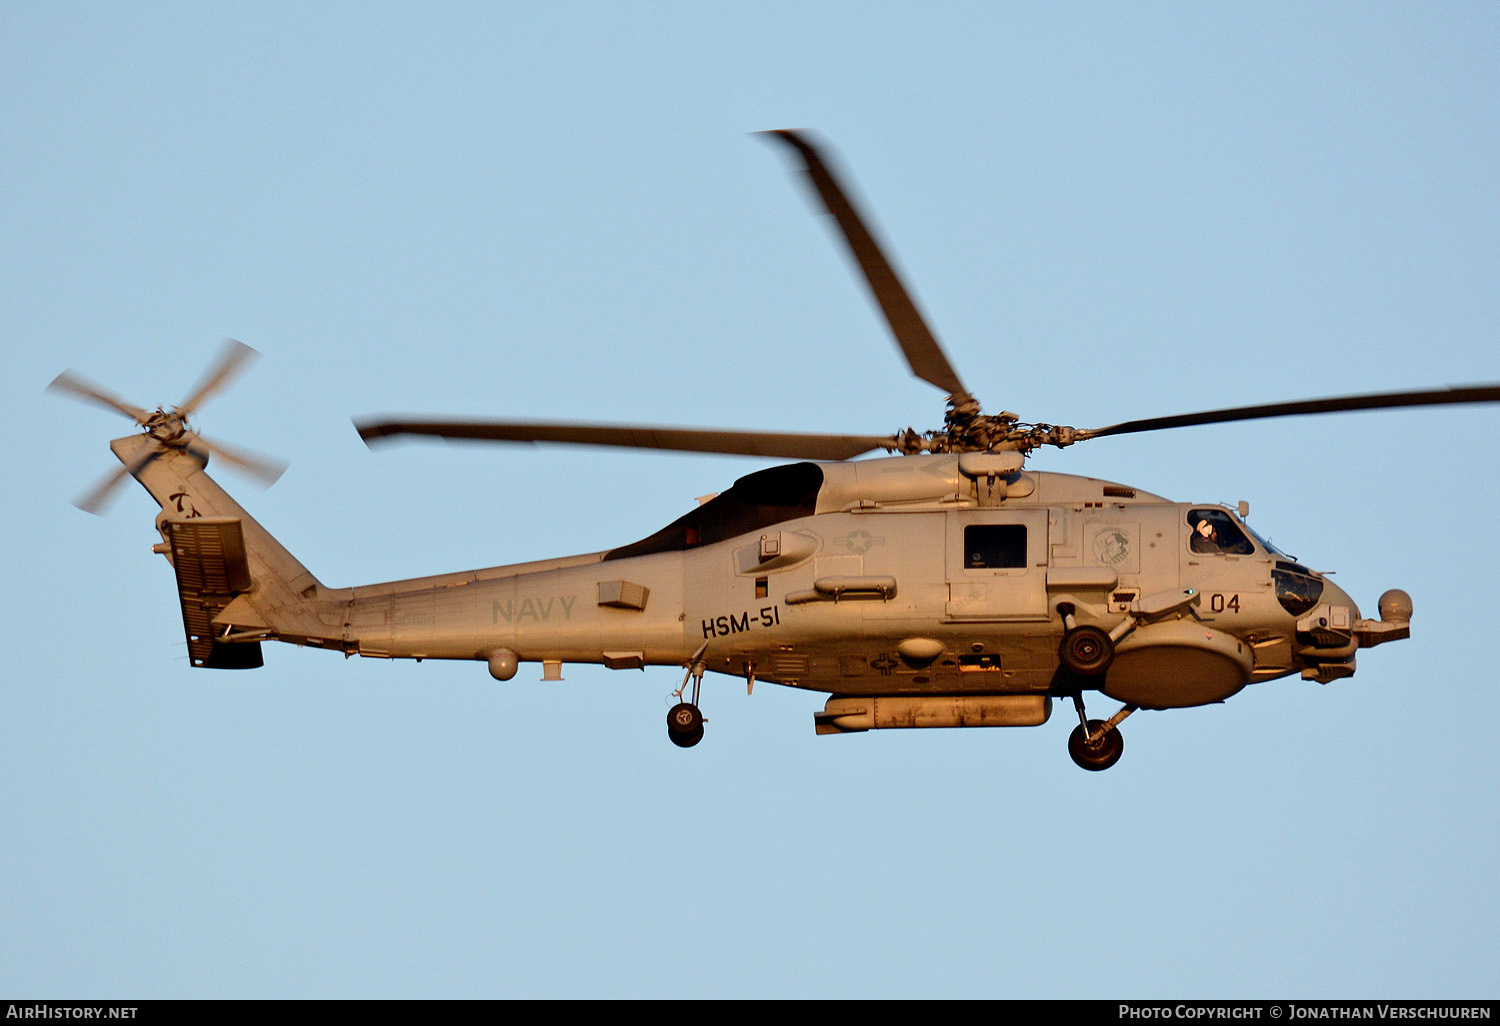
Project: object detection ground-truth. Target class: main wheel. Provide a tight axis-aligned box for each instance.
[1068,719,1124,771]
[1059,625,1114,676]
[667,702,704,748]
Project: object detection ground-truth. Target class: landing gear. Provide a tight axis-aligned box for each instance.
[667,702,704,748]
[1055,603,1116,677]
[667,644,709,749]
[1066,693,1137,771]
[1059,625,1114,676]
[1068,718,1123,771]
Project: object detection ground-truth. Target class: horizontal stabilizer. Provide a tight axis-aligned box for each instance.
[164,516,264,670]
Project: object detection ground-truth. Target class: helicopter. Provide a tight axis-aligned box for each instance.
[50,129,1500,770]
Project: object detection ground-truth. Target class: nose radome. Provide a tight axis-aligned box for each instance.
[1379,589,1412,623]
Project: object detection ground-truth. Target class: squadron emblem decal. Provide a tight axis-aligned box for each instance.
[1092,528,1130,566]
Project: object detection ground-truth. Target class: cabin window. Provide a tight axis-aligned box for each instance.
[604,462,824,561]
[964,524,1027,568]
[1187,509,1255,556]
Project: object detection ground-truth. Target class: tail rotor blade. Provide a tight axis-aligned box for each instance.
[73,446,160,515]
[195,433,288,487]
[47,371,151,424]
[73,465,131,515]
[177,338,257,417]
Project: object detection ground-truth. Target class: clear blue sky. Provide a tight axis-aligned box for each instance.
[3,2,1498,998]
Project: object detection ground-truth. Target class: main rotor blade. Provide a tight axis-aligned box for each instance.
[178,338,257,417]
[1079,384,1500,441]
[356,418,895,461]
[47,371,150,424]
[194,433,288,487]
[761,129,971,401]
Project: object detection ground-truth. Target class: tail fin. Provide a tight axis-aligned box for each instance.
[115,434,347,667]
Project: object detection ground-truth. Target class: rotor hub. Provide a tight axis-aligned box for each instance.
[888,402,1085,456]
[144,407,191,446]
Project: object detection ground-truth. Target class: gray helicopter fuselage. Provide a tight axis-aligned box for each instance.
[270,452,1391,711]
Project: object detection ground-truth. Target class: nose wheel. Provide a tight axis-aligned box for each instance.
[1067,694,1136,771]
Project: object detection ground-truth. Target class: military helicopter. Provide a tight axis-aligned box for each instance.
[51,130,1500,770]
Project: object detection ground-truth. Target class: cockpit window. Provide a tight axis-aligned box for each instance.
[1272,560,1323,615]
[1187,509,1255,555]
[604,462,824,561]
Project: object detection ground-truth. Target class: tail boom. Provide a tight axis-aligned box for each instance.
[116,434,689,673]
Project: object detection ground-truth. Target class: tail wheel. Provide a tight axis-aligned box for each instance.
[667,702,705,748]
[1068,719,1124,771]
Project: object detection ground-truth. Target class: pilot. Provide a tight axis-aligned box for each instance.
[1192,517,1220,554]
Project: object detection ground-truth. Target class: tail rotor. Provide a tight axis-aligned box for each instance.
[49,338,287,514]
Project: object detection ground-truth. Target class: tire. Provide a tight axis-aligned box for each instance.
[1059,625,1114,676]
[669,723,705,749]
[1068,719,1124,771]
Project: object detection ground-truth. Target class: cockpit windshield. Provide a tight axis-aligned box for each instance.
[604,462,824,561]
[1241,522,1287,557]
[1187,508,1256,556]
